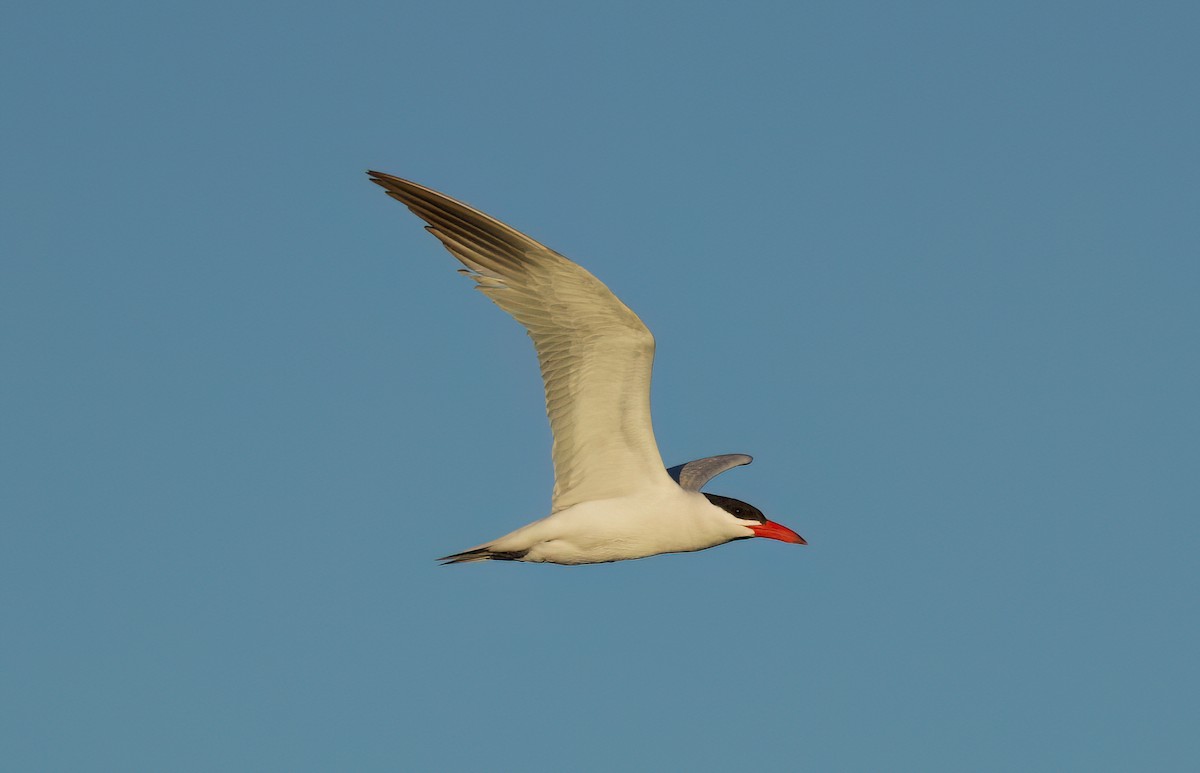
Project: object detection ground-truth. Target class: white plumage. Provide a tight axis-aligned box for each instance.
[369,172,805,565]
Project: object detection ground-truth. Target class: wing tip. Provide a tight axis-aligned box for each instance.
[367,169,408,192]
[437,546,529,565]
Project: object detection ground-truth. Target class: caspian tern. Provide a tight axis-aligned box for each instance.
[369,172,806,565]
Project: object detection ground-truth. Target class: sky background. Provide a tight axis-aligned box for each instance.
[3,2,1198,770]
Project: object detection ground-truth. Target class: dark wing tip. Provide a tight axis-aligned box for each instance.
[368,171,441,203]
[437,546,529,565]
[365,171,553,267]
[367,169,416,196]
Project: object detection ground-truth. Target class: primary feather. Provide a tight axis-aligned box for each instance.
[368,172,673,512]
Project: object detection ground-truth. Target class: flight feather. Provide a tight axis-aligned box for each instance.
[368,172,672,511]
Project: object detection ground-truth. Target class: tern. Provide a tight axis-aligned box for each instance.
[369,172,806,565]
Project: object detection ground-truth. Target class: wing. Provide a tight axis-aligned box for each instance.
[369,172,672,511]
[667,454,753,491]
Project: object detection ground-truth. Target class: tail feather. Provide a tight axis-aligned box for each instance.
[438,546,529,565]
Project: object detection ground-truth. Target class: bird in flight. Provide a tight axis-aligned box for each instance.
[369,172,806,565]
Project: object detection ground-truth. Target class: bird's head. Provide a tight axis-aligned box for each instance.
[704,493,807,544]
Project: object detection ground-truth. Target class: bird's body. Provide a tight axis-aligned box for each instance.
[368,172,805,565]
[448,485,753,565]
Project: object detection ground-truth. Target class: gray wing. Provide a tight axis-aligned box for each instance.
[370,172,673,512]
[667,454,753,491]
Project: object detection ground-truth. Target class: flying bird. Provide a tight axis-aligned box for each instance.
[369,172,805,565]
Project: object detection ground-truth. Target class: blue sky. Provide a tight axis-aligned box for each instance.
[3,1,1198,770]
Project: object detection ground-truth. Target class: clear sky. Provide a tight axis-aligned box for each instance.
[3,2,1198,770]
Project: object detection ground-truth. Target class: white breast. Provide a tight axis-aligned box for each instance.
[488,485,750,565]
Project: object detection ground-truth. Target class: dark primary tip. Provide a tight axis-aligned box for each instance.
[367,170,394,186]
